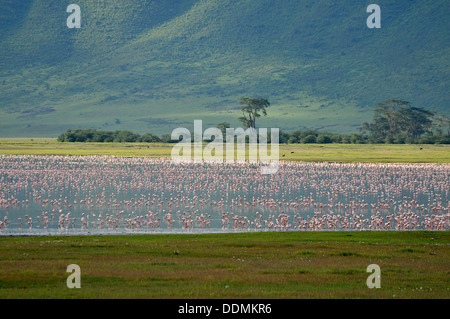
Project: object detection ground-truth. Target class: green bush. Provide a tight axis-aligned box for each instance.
[301,134,317,143]
[316,134,333,144]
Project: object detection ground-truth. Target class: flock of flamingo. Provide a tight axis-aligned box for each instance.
[0,155,448,234]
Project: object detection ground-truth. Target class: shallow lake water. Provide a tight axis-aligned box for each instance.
[0,155,448,235]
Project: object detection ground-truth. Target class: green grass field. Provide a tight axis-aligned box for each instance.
[0,232,448,299]
[1,139,449,163]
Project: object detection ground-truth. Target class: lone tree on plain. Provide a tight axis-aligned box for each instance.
[216,122,231,136]
[360,99,435,142]
[238,97,270,129]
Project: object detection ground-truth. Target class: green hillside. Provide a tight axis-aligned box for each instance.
[0,0,448,137]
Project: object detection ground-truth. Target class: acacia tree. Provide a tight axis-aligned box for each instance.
[238,97,270,129]
[433,114,450,136]
[361,99,435,142]
[402,106,435,138]
[374,99,410,138]
[216,122,230,136]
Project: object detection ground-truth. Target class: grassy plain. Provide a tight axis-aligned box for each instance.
[0,232,448,299]
[0,138,449,163]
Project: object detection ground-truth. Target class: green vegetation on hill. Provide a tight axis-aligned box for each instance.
[0,1,448,137]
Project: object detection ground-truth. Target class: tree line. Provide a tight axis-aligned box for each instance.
[58,98,449,144]
[57,129,163,143]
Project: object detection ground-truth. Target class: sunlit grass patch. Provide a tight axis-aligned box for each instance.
[0,140,449,163]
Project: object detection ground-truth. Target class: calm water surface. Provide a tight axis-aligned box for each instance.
[0,155,448,235]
